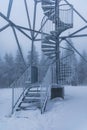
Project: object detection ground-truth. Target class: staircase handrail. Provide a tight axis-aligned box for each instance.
[40,66,52,113]
[10,66,31,114]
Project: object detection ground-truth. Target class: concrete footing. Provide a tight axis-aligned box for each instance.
[51,84,64,99]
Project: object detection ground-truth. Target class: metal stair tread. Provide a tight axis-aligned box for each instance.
[25,93,41,97]
[44,51,56,55]
[21,99,40,103]
[28,89,41,92]
[42,45,55,48]
[23,96,41,100]
[42,1,55,5]
[42,40,56,44]
[17,104,39,110]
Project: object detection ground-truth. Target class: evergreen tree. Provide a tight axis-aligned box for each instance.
[0,57,5,87]
[27,45,39,66]
[77,51,87,85]
[15,50,26,79]
[2,53,15,86]
[39,53,50,82]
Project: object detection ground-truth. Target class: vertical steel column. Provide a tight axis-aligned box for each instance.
[12,85,14,114]
[7,0,13,19]
[12,26,26,67]
[24,0,32,37]
[55,0,60,84]
[31,1,37,66]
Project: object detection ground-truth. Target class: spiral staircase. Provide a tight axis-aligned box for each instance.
[41,0,73,84]
[41,0,73,62]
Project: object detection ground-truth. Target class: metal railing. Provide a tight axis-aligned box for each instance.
[41,2,73,32]
[10,66,31,114]
[40,66,52,113]
[59,4,73,26]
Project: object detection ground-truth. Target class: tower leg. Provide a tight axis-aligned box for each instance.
[51,0,64,99]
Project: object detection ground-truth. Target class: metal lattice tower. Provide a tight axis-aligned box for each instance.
[0,0,87,113]
[0,0,87,85]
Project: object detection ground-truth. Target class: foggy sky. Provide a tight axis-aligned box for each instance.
[0,0,87,59]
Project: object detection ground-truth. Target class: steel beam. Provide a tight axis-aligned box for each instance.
[12,26,27,67]
[69,26,87,36]
[60,34,87,39]
[16,25,49,36]
[65,39,87,63]
[0,12,32,40]
[0,24,10,32]
[24,0,32,37]
[31,1,37,65]
[7,0,13,18]
[55,0,60,84]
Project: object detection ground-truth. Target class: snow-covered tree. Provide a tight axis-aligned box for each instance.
[15,50,26,79]
[77,51,87,85]
[0,57,5,87]
[27,45,39,66]
[1,53,15,87]
[39,53,50,82]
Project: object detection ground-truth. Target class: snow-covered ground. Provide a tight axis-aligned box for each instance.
[0,86,87,130]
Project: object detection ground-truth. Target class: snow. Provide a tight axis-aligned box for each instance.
[0,86,87,130]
